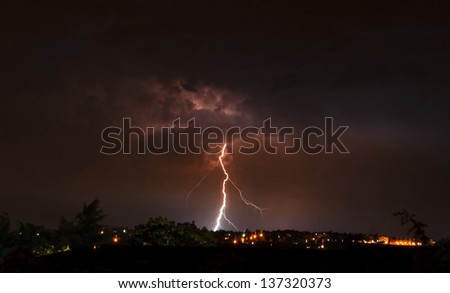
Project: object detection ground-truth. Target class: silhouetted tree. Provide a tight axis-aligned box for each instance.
[55,217,78,250]
[54,199,106,249]
[14,223,55,255]
[394,208,429,244]
[132,217,216,247]
[132,217,178,246]
[175,221,216,246]
[75,199,106,247]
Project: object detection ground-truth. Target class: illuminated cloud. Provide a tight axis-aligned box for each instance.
[73,77,253,131]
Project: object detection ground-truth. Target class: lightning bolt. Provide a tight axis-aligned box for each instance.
[213,143,264,231]
[228,178,265,215]
[187,143,264,231]
[186,167,216,202]
[213,144,232,231]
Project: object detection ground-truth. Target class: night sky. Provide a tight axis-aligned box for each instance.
[1,1,449,238]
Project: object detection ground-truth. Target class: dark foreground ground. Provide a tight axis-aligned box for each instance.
[1,245,449,272]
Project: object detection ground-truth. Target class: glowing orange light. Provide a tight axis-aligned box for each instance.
[259,233,263,238]
[113,236,119,243]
